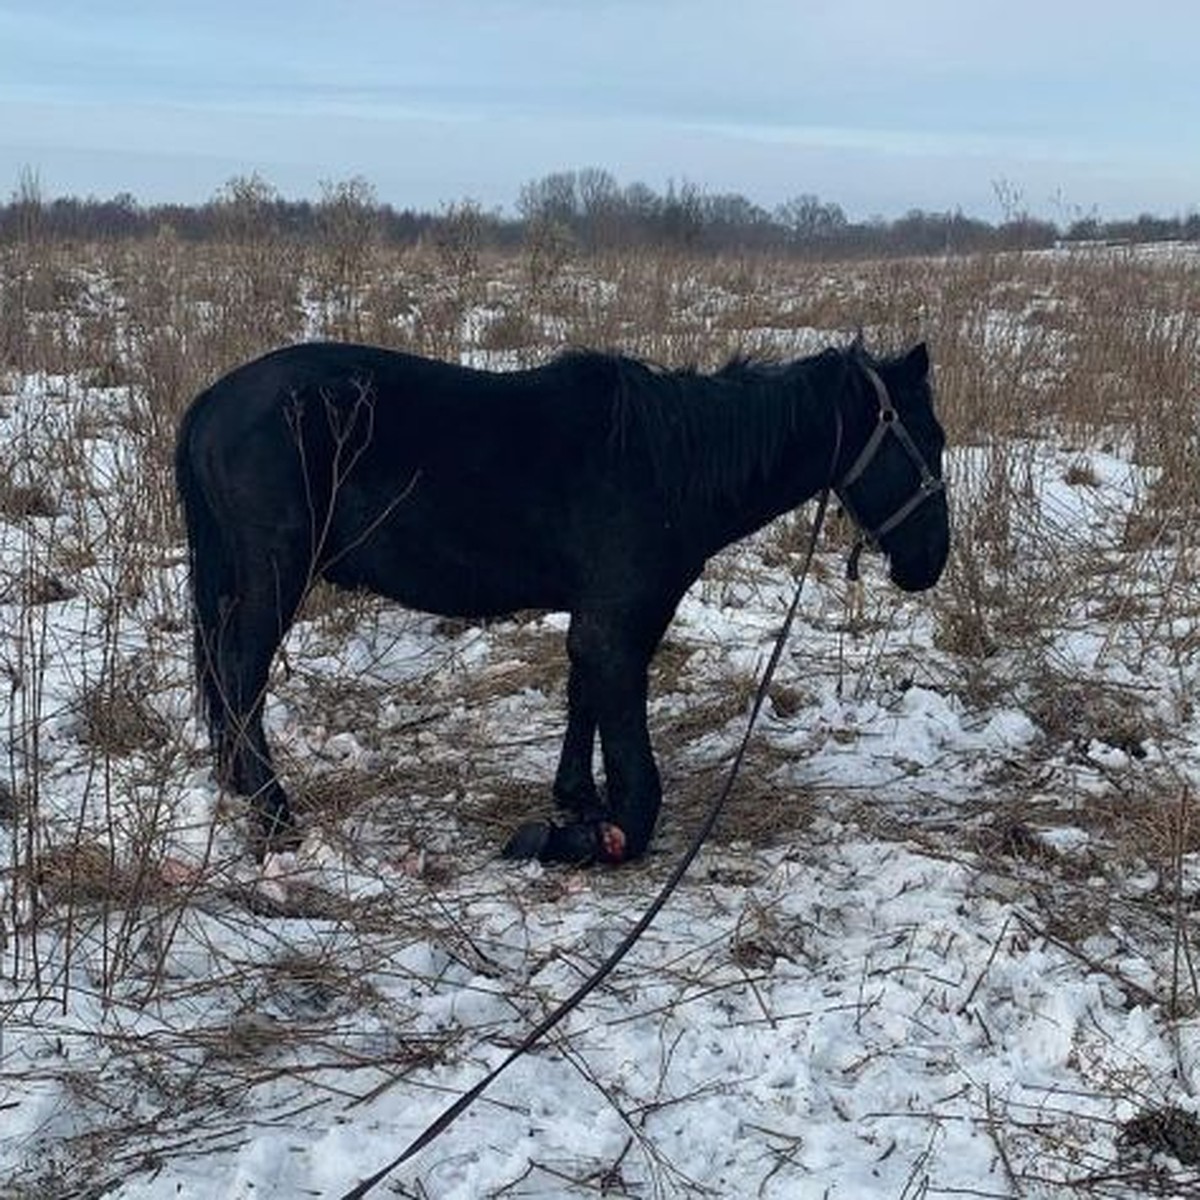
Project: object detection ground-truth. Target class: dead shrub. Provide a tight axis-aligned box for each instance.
[13,572,79,605]
[480,306,540,351]
[79,672,171,757]
[1121,1104,1200,1167]
[36,841,136,908]
[0,481,59,519]
[1027,675,1151,759]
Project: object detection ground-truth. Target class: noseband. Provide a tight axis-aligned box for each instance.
[835,363,944,554]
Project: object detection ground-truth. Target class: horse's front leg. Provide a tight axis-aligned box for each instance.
[552,663,600,815]
[592,655,661,860]
[505,606,667,865]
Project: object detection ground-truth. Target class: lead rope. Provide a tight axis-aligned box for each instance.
[845,535,866,625]
[339,487,836,1200]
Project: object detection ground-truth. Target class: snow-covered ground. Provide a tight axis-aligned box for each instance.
[4,258,1200,1198]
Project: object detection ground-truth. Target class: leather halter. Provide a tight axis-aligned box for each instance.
[836,363,944,552]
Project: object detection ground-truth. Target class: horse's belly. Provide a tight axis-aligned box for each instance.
[323,534,570,618]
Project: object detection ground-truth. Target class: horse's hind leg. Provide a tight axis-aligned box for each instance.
[209,554,308,850]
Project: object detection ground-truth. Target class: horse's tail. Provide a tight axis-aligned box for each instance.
[174,394,231,744]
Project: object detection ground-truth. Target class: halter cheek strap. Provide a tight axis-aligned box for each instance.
[836,364,944,554]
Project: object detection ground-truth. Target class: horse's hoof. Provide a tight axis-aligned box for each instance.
[545,822,603,865]
[252,815,302,862]
[597,822,627,863]
[503,820,626,866]
[502,820,553,860]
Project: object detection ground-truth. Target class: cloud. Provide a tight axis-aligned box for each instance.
[1,0,1197,217]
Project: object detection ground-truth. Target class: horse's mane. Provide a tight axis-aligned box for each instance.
[556,346,850,507]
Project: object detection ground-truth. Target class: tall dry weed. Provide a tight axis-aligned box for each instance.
[2,231,1199,1194]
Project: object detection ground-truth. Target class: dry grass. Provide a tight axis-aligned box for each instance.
[2,232,1200,1194]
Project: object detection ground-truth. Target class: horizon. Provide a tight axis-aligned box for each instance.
[7,166,1196,232]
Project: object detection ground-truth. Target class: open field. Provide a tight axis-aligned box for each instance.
[2,230,1200,1197]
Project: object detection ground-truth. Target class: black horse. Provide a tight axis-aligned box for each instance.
[175,340,949,864]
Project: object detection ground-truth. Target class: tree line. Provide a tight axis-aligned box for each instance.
[3,167,1197,257]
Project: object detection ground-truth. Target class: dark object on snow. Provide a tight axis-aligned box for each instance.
[175,340,948,862]
[1121,1104,1200,1166]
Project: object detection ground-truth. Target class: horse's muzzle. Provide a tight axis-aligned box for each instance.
[889,550,947,593]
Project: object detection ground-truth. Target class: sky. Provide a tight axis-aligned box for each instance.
[2,0,1198,223]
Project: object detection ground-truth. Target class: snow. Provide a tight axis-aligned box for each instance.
[4,287,1200,1198]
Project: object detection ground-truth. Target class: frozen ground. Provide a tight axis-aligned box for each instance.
[3,332,1200,1198]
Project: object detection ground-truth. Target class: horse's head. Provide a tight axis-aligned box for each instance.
[837,342,949,593]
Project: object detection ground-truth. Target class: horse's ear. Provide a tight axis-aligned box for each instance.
[901,342,930,381]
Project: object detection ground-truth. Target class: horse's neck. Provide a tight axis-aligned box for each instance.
[689,385,845,557]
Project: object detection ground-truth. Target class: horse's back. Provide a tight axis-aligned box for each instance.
[176,343,638,615]
[185,342,617,453]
